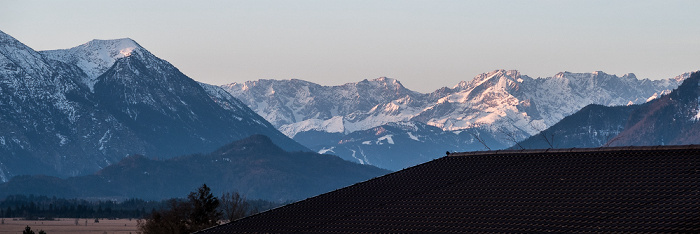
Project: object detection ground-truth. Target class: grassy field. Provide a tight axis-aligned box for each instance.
[0,218,139,234]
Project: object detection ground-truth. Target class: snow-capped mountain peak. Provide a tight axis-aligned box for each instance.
[621,73,637,79]
[453,69,522,90]
[80,38,142,57]
[366,77,401,87]
[41,38,147,91]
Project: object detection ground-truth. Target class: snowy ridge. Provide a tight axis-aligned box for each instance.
[198,82,249,114]
[222,77,424,132]
[0,30,54,79]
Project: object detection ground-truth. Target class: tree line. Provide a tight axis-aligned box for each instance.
[0,195,156,219]
[0,191,282,221]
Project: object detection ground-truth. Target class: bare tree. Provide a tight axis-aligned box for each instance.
[497,126,524,150]
[603,133,626,147]
[469,131,491,151]
[137,199,190,234]
[529,121,554,149]
[497,116,531,150]
[220,192,249,222]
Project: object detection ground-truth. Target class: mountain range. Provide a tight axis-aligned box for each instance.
[222,70,690,170]
[0,30,306,181]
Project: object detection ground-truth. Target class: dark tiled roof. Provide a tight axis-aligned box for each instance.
[200,146,700,233]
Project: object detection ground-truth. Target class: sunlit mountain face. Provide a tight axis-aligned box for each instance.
[223,69,691,170]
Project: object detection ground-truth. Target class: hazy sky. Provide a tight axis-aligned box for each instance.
[2,0,699,92]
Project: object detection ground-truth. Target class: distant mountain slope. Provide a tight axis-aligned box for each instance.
[515,71,700,149]
[0,30,306,181]
[307,121,506,170]
[222,69,688,170]
[0,135,390,201]
[607,71,700,146]
[516,104,639,149]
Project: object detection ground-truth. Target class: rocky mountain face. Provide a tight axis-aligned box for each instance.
[0,135,390,201]
[223,70,688,170]
[0,30,306,181]
[223,77,426,136]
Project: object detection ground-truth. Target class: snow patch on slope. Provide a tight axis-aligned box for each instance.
[349,149,364,164]
[377,134,394,144]
[646,90,672,102]
[280,116,345,137]
[56,133,69,146]
[407,132,420,141]
[0,160,7,182]
[318,147,335,154]
[98,129,111,152]
[693,96,700,122]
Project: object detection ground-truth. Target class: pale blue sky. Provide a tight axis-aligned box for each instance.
[2,0,699,92]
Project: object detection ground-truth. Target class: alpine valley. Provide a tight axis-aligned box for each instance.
[223,70,692,170]
[0,30,309,182]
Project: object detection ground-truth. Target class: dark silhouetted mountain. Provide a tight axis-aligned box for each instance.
[0,135,389,201]
[516,104,639,149]
[0,30,306,181]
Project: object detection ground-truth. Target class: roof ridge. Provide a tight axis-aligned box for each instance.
[449,144,700,157]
